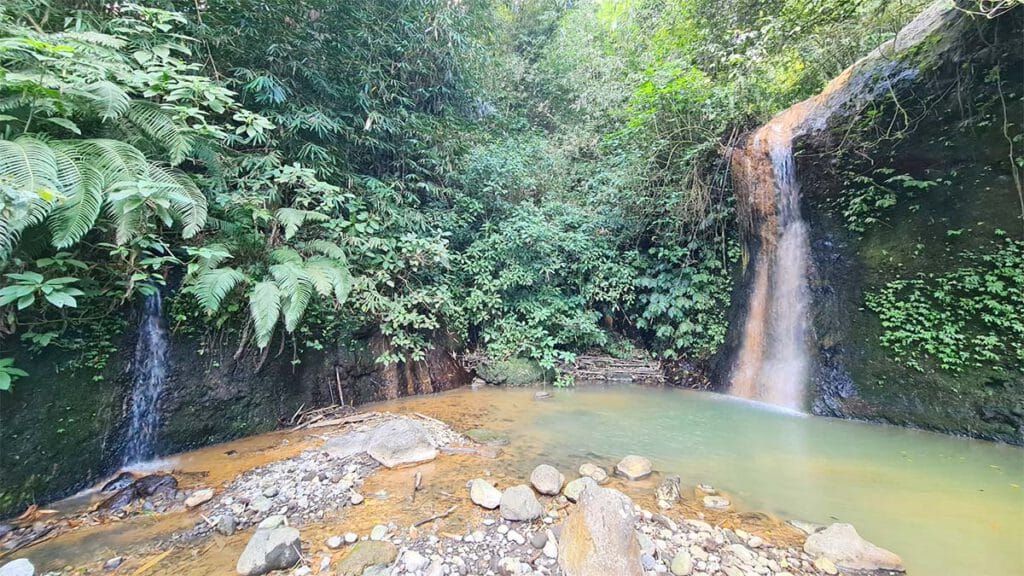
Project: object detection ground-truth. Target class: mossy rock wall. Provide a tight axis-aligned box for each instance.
[795,8,1023,443]
[0,307,469,516]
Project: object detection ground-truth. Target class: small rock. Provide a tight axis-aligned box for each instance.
[326,536,343,549]
[469,479,502,509]
[0,559,34,576]
[543,539,558,559]
[696,483,716,495]
[235,527,301,576]
[530,464,565,496]
[250,496,273,513]
[702,495,730,510]
[578,463,608,484]
[534,391,552,400]
[748,536,763,548]
[335,541,398,576]
[499,485,543,521]
[562,476,597,502]
[506,529,526,545]
[185,488,215,508]
[293,567,311,576]
[530,532,548,549]
[217,515,237,536]
[369,525,388,541]
[614,455,652,480]
[103,557,124,571]
[497,524,510,535]
[497,557,521,576]
[257,515,288,530]
[641,553,656,571]
[344,532,358,544]
[350,493,364,505]
[262,487,279,498]
[656,475,681,505]
[814,556,839,575]
[403,550,429,573]
[671,549,696,569]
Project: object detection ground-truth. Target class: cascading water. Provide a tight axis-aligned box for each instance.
[123,291,169,464]
[729,120,812,411]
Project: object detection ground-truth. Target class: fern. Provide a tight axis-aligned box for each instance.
[192,267,245,313]
[127,102,194,166]
[307,239,348,261]
[275,207,330,240]
[250,280,282,348]
[86,80,130,121]
[270,262,314,331]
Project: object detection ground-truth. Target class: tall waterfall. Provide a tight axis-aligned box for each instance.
[729,120,812,411]
[124,291,169,464]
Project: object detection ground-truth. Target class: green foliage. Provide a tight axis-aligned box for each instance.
[0,357,27,390]
[840,168,940,233]
[866,236,1024,373]
[0,271,84,310]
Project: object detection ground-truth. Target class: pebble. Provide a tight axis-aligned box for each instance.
[344,532,358,544]
[326,536,343,549]
[103,557,124,571]
[370,524,388,541]
[814,556,839,575]
[350,493,364,505]
[530,531,547,549]
[506,529,526,545]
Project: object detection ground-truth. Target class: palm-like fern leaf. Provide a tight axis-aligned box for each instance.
[275,207,329,240]
[270,262,314,332]
[148,164,207,238]
[85,80,130,121]
[127,102,194,166]
[193,267,245,314]
[250,280,281,348]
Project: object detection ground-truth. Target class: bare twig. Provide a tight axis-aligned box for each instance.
[412,505,457,528]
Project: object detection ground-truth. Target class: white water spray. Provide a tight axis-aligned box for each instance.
[123,291,169,464]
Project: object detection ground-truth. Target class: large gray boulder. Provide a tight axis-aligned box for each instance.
[323,431,370,460]
[0,559,34,576]
[804,523,905,572]
[236,527,302,576]
[499,484,543,521]
[366,420,438,468]
[558,485,643,576]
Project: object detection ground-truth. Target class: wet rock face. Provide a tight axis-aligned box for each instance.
[558,485,643,576]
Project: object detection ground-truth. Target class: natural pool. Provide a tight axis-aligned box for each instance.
[371,385,1024,576]
[9,384,1023,576]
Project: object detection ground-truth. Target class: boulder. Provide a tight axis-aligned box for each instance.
[236,527,301,576]
[804,523,905,572]
[529,464,565,495]
[366,420,438,468]
[499,484,543,521]
[614,455,652,480]
[562,476,597,502]
[558,485,643,576]
[336,541,398,576]
[185,488,215,508]
[323,431,370,460]
[577,463,608,484]
[0,559,34,576]
[469,479,502,509]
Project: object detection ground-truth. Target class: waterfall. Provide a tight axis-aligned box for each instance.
[729,121,812,411]
[124,291,169,464]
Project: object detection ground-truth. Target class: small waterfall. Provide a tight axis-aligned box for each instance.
[124,291,169,464]
[729,121,812,411]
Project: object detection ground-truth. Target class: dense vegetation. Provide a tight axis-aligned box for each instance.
[1,0,1017,392]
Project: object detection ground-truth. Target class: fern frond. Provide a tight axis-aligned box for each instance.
[148,164,207,238]
[192,267,245,314]
[85,80,130,120]
[305,256,352,303]
[274,207,329,240]
[270,246,303,264]
[307,239,347,261]
[270,262,314,332]
[127,102,194,165]
[0,136,61,195]
[48,166,103,248]
[249,280,281,348]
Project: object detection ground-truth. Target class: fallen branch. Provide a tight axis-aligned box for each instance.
[412,505,457,528]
